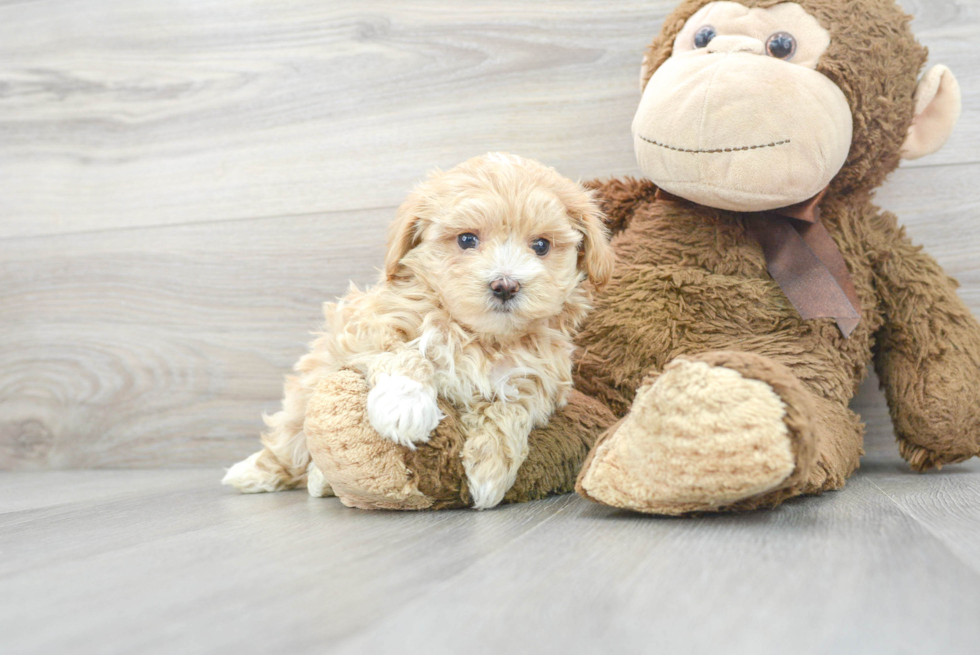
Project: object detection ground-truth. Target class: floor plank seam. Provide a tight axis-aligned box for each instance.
[900,158,980,172]
[866,477,980,578]
[329,496,574,651]
[0,486,238,581]
[0,481,220,526]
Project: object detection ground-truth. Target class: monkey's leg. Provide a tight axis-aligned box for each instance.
[576,351,864,515]
[871,214,980,470]
[305,370,616,510]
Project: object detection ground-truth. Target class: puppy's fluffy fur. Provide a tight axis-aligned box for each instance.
[223,153,614,508]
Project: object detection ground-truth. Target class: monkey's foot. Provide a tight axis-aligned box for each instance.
[306,371,434,510]
[576,353,815,515]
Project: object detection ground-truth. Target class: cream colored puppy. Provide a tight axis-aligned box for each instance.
[223,153,614,509]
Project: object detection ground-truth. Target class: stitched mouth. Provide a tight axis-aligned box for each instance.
[638,135,791,154]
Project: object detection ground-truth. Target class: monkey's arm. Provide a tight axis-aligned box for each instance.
[871,212,980,470]
[583,177,659,236]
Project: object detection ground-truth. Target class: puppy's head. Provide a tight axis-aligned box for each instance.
[385,153,614,336]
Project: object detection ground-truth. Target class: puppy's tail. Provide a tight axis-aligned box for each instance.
[221,447,306,493]
[222,410,312,493]
[223,376,318,493]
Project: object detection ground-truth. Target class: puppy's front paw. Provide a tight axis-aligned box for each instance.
[367,374,444,449]
[462,443,517,510]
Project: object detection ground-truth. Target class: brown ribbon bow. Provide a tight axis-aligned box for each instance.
[655,188,861,337]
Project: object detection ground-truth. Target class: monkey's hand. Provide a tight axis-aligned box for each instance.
[873,214,980,470]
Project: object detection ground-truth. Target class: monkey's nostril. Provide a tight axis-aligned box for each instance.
[490,277,520,301]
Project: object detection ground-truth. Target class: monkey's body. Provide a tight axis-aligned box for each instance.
[572,182,876,510]
[300,0,980,514]
[568,180,980,513]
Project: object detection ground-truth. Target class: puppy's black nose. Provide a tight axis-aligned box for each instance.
[490,277,520,301]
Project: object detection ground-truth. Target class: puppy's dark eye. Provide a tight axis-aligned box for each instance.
[530,238,550,256]
[766,32,796,60]
[694,26,716,49]
[457,233,479,250]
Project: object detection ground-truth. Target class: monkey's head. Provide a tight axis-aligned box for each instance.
[633,0,961,211]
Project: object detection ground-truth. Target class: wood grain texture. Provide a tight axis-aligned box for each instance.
[0,208,390,468]
[1,461,979,655]
[0,0,977,239]
[1,0,979,469]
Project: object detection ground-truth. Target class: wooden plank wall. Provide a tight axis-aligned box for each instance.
[1,0,978,469]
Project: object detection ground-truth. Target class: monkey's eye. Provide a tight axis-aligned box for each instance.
[694,26,716,49]
[766,32,797,60]
[457,233,479,250]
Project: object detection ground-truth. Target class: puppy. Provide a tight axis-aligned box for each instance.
[223,153,614,508]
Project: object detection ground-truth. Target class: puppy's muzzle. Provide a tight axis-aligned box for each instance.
[490,277,520,302]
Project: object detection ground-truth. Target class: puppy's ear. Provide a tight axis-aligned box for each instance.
[384,190,427,281]
[570,192,615,289]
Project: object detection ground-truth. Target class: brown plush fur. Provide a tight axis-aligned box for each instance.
[572,170,980,505]
[303,0,980,512]
[567,0,979,512]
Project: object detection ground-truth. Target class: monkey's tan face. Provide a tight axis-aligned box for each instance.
[632,1,853,212]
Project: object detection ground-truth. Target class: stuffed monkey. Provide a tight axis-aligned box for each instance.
[305,0,980,514]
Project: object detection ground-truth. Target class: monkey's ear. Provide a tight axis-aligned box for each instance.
[383,191,427,281]
[901,65,962,160]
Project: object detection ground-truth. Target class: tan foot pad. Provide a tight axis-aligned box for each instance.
[578,359,796,515]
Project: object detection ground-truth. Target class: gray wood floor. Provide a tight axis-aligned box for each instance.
[2,447,980,655]
[2,1,980,653]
